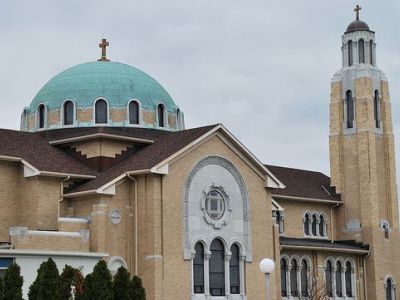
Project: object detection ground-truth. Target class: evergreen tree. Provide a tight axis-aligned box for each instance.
[60,265,84,300]
[112,267,131,300]
[28,258,61,300]
[0,276,4,300]
[28,262,45,300]
[82,274,92,300]
[86,260,113,300]
[3,263,23,300]
[131,276,145,300]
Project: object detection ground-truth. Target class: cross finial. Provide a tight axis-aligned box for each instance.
[98,38,110,62]
[354,5,362,20]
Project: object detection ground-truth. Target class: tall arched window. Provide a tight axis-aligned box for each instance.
[95,99,108,124]
[311,215,317,236]
[386,277,395,300]
[319,215,325,237]
[157,104,165,127]
[209,239,225,296]
[336,261,343,297]
[345,261,353,297]
[129,101,139,125]
[177,108,182,130]
[370,40,374,65]
[304,214,310,236]
[229,244,240,294]
[63,101,74,126]
[383,223,390,239]
[374,90,381,129]
[325,260,333,297]
[300,259,308,297]
[193,243,204,294]
[346,90,354,129]
[280,258,288,297]
[38,104,45,129]
[348,41,353,66]
[290,259,298,296]
[359,39,365,64]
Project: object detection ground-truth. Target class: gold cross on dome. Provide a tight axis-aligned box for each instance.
[354,5,362,20]
[98,38,110,61]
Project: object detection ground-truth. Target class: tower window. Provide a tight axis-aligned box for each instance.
[37,104,46,129]
[193,242,204,294]
[319,214,325,236]
[348,41,353,66]
[370,40,374,65]
[325,260,333,297]
[304,214,310,236]
[157,103,165,128]
[129,101,140,125]
[386,277,395,300]
[229,244,240,294]
[209,239,225,296]
[359,39,365,64]
[300,259,308,297]
[374,90,381,129]
[345,261,353,297]
[290,259,298,296]
[63,101,74,126]
[346,90,354,129]
[336,261,343,297]
[95,99,108,124]
[311,215,317,236]
[280,258,288,296]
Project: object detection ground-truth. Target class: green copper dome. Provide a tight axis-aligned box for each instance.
[28,61,176,112]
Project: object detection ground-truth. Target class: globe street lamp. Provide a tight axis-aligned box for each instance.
[259,258,275,300]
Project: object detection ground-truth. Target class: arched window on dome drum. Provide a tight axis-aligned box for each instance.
[346,90,354,129]
[209,239,225,296]
[193,242,204,294]
[129,101,139,125]
[325,260,333,297]
[359,39,365,64]
[38,104,45,129]
[336,261,343,297]
[370,40,374,65]
[177,108,182,130]
[229,244,240,294]
[63,101,74,126]
[280,258,288,296]
[95,99,108,124]
[304,214,310,236]
[374,90,381,129]
[300,259,308,297]
[348,40,353,66]
[386,277,395,300]
[290,259,298,296]
[311,215,317,236]
[345,261,353,297]
[157,104,165,128]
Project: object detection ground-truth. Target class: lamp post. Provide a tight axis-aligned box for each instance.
[259,258,275,300]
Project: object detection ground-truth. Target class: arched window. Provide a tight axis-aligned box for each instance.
[209,239,225,296]
[374,90,381,129]
[300,259,308,297]
[38,104,45,129]
[311,215,317,236]
[325,260,333,297]
[386,277,395,300]
[193,242,204,294]
[21,109,27,131]
[177,108,182,130]
[345,261,353,297]
[63,101,74,126]
[336,261,343,297]
[319,215,325,237]
[346,90,354,129]
[229,244,240,294]
[370,40,374,65]
[129,101,139,125]
[290,259,298,296]
[383,223,390,239]
[359,39,365,63]
[304,214,310,236]
[348,41,353,66]
[280,258,288,297]
[95,99,108,124]
[157,104,165,128]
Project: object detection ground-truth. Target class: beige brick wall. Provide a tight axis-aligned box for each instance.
[72,140,132,158]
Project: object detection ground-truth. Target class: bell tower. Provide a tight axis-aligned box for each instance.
[329,6,400,298]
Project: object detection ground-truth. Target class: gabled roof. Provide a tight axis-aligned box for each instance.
[266,165,340,202]
[0,129,95,177]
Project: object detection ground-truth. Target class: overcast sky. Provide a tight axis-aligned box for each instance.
[0,0,399,176]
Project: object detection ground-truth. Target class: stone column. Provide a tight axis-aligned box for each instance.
[239,254,246,296]
[204,250,211,297]
[225,251,232,297]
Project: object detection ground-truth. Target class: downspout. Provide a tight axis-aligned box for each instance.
[127,173,138,275]
[58,176,71,219]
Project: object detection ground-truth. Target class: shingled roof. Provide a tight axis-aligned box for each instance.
[265,165,340,201]
[0,129,95,176]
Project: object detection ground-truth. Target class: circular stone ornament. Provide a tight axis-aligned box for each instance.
[110,209,122,224]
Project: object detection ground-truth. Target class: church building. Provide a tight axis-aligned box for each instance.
[0,6,398,299]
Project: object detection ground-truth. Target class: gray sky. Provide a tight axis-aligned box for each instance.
[0,0,399,176]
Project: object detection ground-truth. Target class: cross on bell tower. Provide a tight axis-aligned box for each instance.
[98,38,110,62]
[354,4,362,20]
